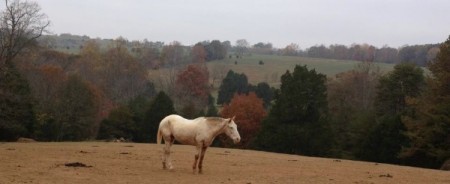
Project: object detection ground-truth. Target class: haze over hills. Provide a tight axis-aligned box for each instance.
[40,33,439,67]
[37,0,450,49]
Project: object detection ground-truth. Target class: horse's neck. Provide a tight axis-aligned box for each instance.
[207,120,227,138]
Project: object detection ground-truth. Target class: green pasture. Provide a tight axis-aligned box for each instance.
[206,54,395,87]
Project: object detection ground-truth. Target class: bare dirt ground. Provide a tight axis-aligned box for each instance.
[1,142,449,184]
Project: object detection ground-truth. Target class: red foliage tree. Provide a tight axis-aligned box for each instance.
[176,64,209,98]
[192,44,207,63]
[221,92,267,148]
[175,64,210,116]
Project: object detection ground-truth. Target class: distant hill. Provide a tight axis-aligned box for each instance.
[39,33,437,68]
[39,34,117,53]
[205,54,395,87]
[39,33,400,88]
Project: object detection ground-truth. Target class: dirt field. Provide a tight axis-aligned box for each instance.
[1,142,449,184]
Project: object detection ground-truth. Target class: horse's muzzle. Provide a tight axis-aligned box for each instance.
[233,137,241,144]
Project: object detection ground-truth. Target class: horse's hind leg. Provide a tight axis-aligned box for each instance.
[164,135,175,170]
[161,139,168,169]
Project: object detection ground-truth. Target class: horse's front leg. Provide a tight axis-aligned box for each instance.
[198,146,208,174]
[193,145,201,173]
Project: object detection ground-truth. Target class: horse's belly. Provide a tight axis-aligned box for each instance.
[172,128,197,145]
[174,134,196,145]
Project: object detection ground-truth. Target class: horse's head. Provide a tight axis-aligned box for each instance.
[224,116,241,144]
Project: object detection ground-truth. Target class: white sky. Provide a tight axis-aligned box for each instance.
[31,0,450,48]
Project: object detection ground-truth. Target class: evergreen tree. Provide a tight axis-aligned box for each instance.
[56,75,97,141]
[205,94,218,117]
[358,63,424,164]
[97,106,136,140]
[271,65,328,125]
[357,115,409,163]
[179,101,201,119]
[254,82,274,108]
[217,70,249,105]
[128,95,153,124]
[254,65,332,156]
[375,63,424,116]
[0,62,36,141]
[134,91,176,143]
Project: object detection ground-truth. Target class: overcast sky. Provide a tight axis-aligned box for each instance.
[33,0,450,48]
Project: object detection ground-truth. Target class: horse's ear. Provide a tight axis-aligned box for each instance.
[229,116,235,123]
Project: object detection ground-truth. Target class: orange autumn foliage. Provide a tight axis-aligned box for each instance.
[175,64,210,99]
[221,92,267,148]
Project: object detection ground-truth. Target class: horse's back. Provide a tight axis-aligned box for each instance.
[160,114,185,125]
[159,114,203,145]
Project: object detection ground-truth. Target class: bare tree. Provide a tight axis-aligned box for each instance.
[0,0,50,67]
[161,41,186,67]
[155,68,178,97]
[235,39,249,57]
[211,63,229,88]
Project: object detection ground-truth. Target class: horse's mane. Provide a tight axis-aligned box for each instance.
[203,117,226,125]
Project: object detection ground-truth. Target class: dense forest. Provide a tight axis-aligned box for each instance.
[1,0,449,170]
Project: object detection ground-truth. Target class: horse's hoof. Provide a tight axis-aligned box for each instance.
[192,168,201,174]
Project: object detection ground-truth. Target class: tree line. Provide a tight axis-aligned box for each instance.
[44,33,439,67]
[276,43,439,66]
[1,0,448,170]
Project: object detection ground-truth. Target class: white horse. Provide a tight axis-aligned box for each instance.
[157,114,241,174]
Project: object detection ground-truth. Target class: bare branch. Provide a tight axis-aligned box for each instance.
[0,0,50,67]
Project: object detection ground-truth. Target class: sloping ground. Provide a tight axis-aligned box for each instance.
[0,142,448,184]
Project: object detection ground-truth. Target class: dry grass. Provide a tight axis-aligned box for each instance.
[1,142,448,184]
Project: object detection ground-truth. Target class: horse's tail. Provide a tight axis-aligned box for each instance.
[156,125,162,145]
[157,116,167,144]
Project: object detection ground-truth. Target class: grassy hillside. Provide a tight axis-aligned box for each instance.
[205,54,395,87]
[147,54,396,92]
